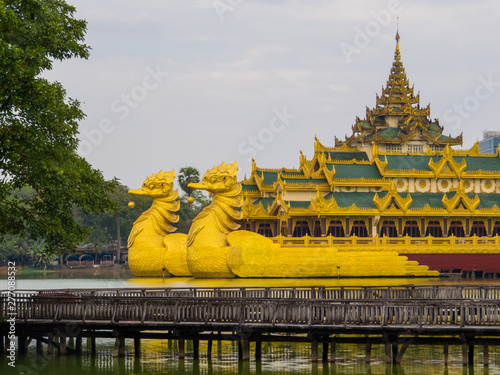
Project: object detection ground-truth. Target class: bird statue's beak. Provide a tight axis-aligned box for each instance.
[128,188,147,196]
[188,182,208,191]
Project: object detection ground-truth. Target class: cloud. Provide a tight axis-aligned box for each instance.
[52,0,500,186]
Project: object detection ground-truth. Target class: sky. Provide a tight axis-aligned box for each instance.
[45,0,500,189]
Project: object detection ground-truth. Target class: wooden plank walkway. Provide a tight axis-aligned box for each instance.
[1,285,500,364]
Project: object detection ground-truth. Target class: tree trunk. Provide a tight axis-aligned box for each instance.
[114,213,121,264]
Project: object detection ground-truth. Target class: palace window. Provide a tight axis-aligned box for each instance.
[471,221,487,237]
[313,221,322,237]
[245,223,251,231]
[386,144,402,153]
[448,221,465,237]
[425,221,443,237]
[350,220,368,237]
[327,221,345,237]
[493,222,500,236]
[407,144,424,153]
[429,144,445,152]
[380,221,398,237]
[257,224,273,237]
[403,221,420,237]
[293,221,311,237]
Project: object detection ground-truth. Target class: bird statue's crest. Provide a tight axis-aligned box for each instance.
[205,161,238,179]
[143,169,176,187]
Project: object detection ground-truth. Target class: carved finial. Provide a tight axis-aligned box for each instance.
[372,142,378,158]
[300,150,305,166]
[252,158,257,174]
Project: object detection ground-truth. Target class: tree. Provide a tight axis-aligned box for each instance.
[73,181,151,260]
[0,0,117,253]
[177,167,200,197]
[175,166,210,233]
[29,242,55,269]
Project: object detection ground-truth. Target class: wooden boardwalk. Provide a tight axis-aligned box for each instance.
[2,285,500,364]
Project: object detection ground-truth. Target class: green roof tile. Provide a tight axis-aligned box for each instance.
[261,171,279,185]
[253,198,275,208]
[379,127,400,139]
[287,200,311,209]
[462,156,500,171]
[408,193,445,209]
[471,194,500,209]
[331,192,378,209]
[327,151,369,162]
[333,164,382,179]
[385,155,436,171]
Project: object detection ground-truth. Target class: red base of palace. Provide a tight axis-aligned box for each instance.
[406,254,500,274]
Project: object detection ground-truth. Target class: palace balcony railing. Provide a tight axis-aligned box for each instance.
[270,234,500,248]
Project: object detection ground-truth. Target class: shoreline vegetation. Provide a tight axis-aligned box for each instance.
[0,265,133,279]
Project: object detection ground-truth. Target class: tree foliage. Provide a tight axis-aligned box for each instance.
[177,166,200,197]
[175,167,210,233]
[74,182,151,251]
[0,0,117,253]
[29,242,55,269]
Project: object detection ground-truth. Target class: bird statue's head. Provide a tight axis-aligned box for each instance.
[129,169,176,199]
[188,161,238,194]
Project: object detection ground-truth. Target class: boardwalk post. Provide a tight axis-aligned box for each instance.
[468,344,474,365]
[330,338,336,363]
[59,334,67,355]
[240,337,250,361]
[322,341,329,362]
[5,336,11,355]
[255,338,262,361]
[134,337,141,358]
[113,333,125,357]
[365,339,371,363]
[207,339,213,359]
[311,338,318,362]
[383,334,391,364]
[391,342,398,364]
[47,333,55,355]
[461,342,468,366]
[178,339,185,359]
[76,337,82,354]
[18,334,27,355]
[90,337,96,355]
[193,339,200,360]
[484,342,489,366]
[443,343,449,364]
[36,338,43,355]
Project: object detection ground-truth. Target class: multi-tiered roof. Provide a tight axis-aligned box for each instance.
[336,32,462,148]
[240,33,500,225]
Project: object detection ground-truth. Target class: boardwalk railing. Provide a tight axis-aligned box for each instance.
[5,284,500,300]
[2,286,500,328]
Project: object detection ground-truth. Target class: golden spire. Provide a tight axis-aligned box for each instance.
[394,26,401,61]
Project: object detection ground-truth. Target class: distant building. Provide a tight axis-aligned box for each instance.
[479,131,500,154]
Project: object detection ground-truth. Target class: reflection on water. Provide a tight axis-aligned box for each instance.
[7,274,500,291]
[1,336,496,374]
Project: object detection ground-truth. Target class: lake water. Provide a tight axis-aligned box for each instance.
[1,273,499,374]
